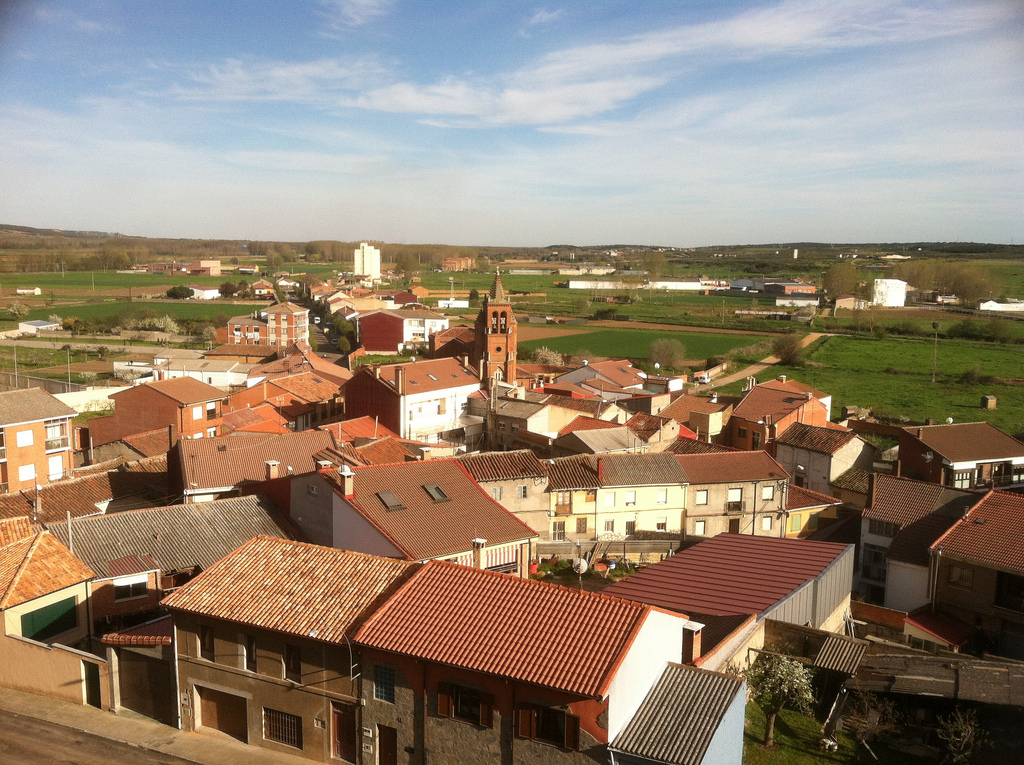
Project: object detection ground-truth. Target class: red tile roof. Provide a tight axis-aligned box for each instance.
[456,450,547,482]
[787,485,843,511]
[732,379,826,422]
[221,407,291,434]
[905,607,973,648]
[0,517,33,547]
[100,615,173,646]
[121,428,174,458]
[774,422,858,455]
[660,395,731,426]
[558,415,619,437]
[266,372,341,404]
[179,431,336,491]
[355,560,651,698]
[585,360,646,388]
[863,474,979,528]
[116,377,225,406]
[322,460,537,561]
[902,421,1024,463]
[931,490,1024,571]
[320,416,402,444]
[625,412,674,441]
[675,451,789,484]
[603,534,850,618]
[0,532,94,609]
[162,536,414,643]
[373,357,480,395]
[0,470,162,523]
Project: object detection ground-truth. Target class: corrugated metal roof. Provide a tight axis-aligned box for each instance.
[610,663,743,765]
[604,534,851,618]
[325,460,537,561]
[355,560,650,698]
[47,495,295,577]
[813,634,868,675]
[162,536,415,644]
[666,438,738,455]
[0,470,161,523]
[180,431,336,490]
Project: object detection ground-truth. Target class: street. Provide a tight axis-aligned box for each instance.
[0,709,193,765]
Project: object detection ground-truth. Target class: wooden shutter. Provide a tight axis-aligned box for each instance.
[437,683,453,718]
[564,713,581,751]
[517,706,535,739]
[478,695,493,729]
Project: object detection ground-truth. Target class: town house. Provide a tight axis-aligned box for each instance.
[356,306,450,354]
[0,388,76,492]
[898,421,1024,491]
[456,450,551,535]
[727,376,830,451]
[772,422,875,493]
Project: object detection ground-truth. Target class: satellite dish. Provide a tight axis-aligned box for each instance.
[572,558,589,575]
[946,417,954,424]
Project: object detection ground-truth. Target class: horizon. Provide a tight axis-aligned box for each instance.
[1,1,1022,247]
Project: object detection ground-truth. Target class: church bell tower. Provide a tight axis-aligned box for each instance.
[473,270,517,384]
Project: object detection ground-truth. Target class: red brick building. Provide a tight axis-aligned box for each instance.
[227,302,309,347]
[0,388,77,492]
[471,271,517,383]
[87,378,227,448]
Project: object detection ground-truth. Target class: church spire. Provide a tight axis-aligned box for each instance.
[487,269,508,303]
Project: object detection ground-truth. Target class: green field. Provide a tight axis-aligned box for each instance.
[23,300,264,323]
[518,328,764,362]
[719,334,1024,432]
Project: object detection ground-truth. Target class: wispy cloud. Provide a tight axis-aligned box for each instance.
[33,7,110,34]
[528,9,564,26]
[318,0,394,33]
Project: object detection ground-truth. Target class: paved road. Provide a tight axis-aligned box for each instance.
[0,709,193,765]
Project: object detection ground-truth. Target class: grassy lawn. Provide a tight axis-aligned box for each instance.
[744,703,932,765]
[24,300,265,322]
[518,328,764,361]
[718,334,1024,432]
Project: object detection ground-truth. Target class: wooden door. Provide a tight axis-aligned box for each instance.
[728,518,740,534]
[378,724,397,765]
[332,703,358,763]
[197,686,248,742]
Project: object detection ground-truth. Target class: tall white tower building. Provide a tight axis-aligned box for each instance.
[353,242,382,280]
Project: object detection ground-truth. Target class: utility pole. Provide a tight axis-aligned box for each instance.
[932,322,940,383]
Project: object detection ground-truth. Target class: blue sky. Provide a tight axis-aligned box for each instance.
[1,0,1022,246]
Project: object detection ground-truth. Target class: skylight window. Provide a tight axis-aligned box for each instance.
[427,374,438,381]
[423,484,449,502]
[377,491,404,511]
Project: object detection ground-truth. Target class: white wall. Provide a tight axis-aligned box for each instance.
[55,387,128,413]
[700,681,747,765]
[332,496,405,558]
[884,561,931,612]
[606,609,689,741]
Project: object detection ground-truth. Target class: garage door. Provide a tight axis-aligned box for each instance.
[197,686,248,742]
[118,649,176,725]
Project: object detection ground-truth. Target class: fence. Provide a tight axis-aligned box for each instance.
[0,370,85,394]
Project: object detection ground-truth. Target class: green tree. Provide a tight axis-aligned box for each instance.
[468,288,480,306]
[335,335,351,353]
[822,262,858,297]
[745,653,815,748]
[772,334,806,366]
[397,251,419,275]
[648,338,687,369]
[166,285,194,299]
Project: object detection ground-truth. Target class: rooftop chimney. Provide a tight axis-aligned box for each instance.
[778,375,787,384]
[339,464,355,496]
[167,424,178,450]
[682,623,703,664]
[471,538,487,569]
[395,365,406,395]
[265,460,281,481]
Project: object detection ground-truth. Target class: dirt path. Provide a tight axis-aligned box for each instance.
[695,332,826,391]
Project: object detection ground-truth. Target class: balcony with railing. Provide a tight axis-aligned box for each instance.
[726,501,744,514]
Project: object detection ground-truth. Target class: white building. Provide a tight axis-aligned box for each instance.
[187,285,222,300]
[353,242,382,281]
[870,278,908,307]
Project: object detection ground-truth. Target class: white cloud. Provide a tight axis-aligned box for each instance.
[528,9,564,25]
[318,0,394,33]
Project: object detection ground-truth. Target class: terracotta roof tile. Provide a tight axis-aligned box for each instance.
[604,534,850,618]
[787,485,843,511]
[163,536,414,644]
[547,453,687,490]
[902,421,1024,464]
[180,431,336,491]
[354,436,420,465]
[931,490,1024,571]
[121,428,174,458]
[322,460,536,561]
[100,615,173,646]
[221,407,291,435]
[0,532,94,609]
[0,517,33,547]
[775,422,858,455]
[863,474,979,528]
[665,438,738,455]
[660,395,731,426]
[456,450,547,482]
[831,467,871,493]
[675,451,789,484]
[265,372,341,403]
[625,412,674,441]
[0,470,163,523]
[117,377,225,406]
[733,379,826,422]
[583,360,646,388]
[355,561,650,698]
[319,416,401,444]
[373,357,480,395]
[558,415,620,437]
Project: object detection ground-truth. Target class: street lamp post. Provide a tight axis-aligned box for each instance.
[932,322,940,383]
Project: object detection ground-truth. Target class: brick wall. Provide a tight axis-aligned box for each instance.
[1,419,73,491]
